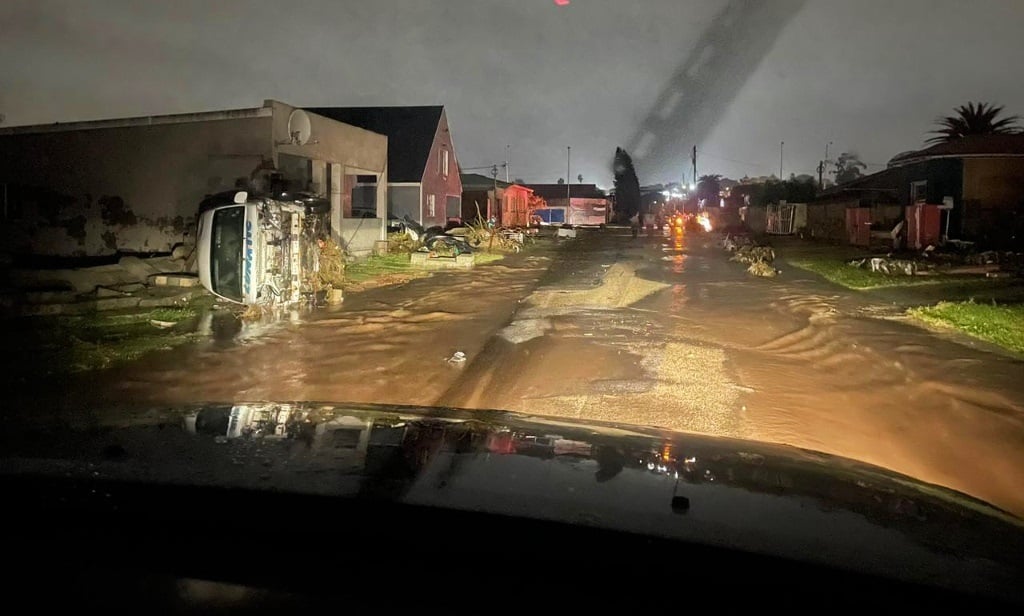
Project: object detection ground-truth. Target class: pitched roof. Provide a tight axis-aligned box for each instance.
[889,134,1024,166]
[306,106,444,182]
[460,172,511,190]
[523,184,606,200]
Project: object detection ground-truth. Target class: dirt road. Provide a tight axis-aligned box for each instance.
[32,227,1024,516]
[69,251,554,409]
[440,228,1024,517]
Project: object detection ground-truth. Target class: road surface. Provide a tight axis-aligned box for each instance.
[42,228,1024,516]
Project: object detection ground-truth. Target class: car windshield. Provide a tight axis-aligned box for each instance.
[2,0,1024,589]
[210,207,245,302]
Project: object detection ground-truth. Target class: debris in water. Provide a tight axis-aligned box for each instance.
[447,351,467,364]
[747,261,778,277]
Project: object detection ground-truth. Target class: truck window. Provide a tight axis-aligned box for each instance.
[211,207,245,302]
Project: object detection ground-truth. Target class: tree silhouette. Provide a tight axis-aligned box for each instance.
[928,102,1021,144]
[696,174,723,204]
[832,152,867,185]
[557,177,565,185]
[613,147,641,220]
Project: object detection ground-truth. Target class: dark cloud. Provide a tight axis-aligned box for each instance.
[1,0,1022,186]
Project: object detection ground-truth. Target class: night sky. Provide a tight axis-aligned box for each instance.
[2,0,1023,186]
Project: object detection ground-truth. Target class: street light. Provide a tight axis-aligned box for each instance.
[566,146,571,206]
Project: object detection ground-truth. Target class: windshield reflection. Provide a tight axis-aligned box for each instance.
[178,403,938,523]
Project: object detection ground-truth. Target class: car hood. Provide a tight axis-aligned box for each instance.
[3,402,1023,601]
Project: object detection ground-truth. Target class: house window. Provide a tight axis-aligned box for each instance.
[427,194,436,217]
[911,181,927,203]
[440,149,449,177]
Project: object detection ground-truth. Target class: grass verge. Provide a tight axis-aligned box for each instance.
[473,251,507,265]
[788,257,979,290]
[344,253,417,284]
[909,301,1024,355]
[4,305,201,377]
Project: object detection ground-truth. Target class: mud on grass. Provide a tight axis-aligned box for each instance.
[2,305,202,379]
[909,301,1024,355]
[344,253,423,285]
[788,257,982,290]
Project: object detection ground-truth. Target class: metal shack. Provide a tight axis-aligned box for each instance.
[524,183,609,227]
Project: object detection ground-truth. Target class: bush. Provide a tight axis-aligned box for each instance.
[388,231,421,254]
[317,239,346,288]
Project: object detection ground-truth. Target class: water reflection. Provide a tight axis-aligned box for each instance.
[178,403,980,530]
[195,305,315,346]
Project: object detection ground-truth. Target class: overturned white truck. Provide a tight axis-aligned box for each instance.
[196,191,330,305]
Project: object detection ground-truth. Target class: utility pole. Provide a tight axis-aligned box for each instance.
[505,144,510,182]
[823,140,832,186]
[691,145,697,188]
[817,160,825,191]
[566,146,571,206]
[491,164,499,222]
[779,141,784,179]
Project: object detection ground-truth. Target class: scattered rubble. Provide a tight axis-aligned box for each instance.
[4,252,203,317]
[387,231,421,254]
[725,242,778,278]
[747,260,779,278]
[848,257,923,276]
[720,233,752,252]
[730,245,775,264]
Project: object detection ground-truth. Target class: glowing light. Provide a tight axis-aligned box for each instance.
[697,213,712,232]
[554,0,570,5]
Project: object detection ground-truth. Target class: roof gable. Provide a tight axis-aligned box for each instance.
[889,134,1024,166]
[524,184,606,200]
[460,172,512,190]
[306,106,444,182]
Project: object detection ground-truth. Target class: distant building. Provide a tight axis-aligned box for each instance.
[460,173,536,227]
[0,100,389,257]
[807,135,1024,247]
[308,106,462,228]
[522,183,608,226]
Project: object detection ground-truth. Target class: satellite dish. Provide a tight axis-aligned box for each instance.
[287,109,312,145]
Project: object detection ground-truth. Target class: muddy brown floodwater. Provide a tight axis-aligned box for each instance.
[440,228,1024,518]
[66,251,553,410]
[28,228,1024,518]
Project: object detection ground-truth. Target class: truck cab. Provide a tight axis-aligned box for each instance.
[196,191,327,305]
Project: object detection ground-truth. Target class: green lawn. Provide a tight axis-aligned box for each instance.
[346,251,507,285]
[909,301,1024,355]
[788,257,979,290]
[4,305,200,376]
[344,253,416,283]
[472,251,507,265]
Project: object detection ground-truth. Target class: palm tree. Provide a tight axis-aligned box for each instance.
[696,174,723,202]
[928,102,1021,143]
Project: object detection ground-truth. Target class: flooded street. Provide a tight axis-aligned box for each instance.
[440,229,1024,517]
[70,252,553,408]
[38,228,1024,516]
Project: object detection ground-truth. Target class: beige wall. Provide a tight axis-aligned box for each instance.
[961,157,1024,244]
[0,110,274,255]
[270,101,387,178]
[805,200,854,242]
[962,157,1024,208]
[0,100,389,256]
[270,101,388,252]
